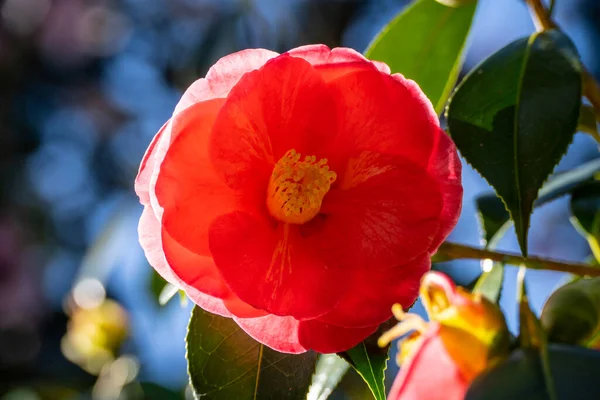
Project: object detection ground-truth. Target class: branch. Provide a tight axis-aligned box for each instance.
[435,242,600,277]
[525,0,600,121]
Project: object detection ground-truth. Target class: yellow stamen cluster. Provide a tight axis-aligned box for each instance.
[267,149,336,224]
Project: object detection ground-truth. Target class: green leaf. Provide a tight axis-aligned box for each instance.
[516,268,557,400]
[447,30,583,257]
[473,262,504,303]
[475,158,600,245]
[476,195,511,248]
[338,338,389,400]
[149,270,181,306]
[570,181,600,234]
[465,344,600,400]
[538,158,600,204]
[365,0,477,114]
[517,268,544,349]
[186,306,317,400]
[570,182,600,265]
[541,277,600,347]
[306,354,350,400]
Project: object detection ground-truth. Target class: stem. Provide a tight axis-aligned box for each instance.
[525,0,600,119]
[436,242,600,277]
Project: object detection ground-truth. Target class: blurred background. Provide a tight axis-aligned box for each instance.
[0,0,598,398]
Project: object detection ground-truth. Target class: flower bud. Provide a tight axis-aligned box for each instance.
[380,271,510,400]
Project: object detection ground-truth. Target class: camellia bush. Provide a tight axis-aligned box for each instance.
[135,0,600,399]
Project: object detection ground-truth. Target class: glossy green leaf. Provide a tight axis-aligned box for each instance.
[476,195,511,248]
[475,158,600,245]
[306,354,350,400]
[517,268,557,400]
[517,268,544,349]
[365,0,477,114]
[571,182,600,234]
[466,344,600,400]
[447,30,583,257]
[338,338,389,400]
[186,306,318,400]
[541,277,600,347]
[570,181,600,262]
[473,263,504,303]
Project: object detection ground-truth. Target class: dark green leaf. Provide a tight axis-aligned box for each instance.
[517,268,557,400]
[473,263,504,303]
[338,337,389,400]
[570,181,600,236]
[517,268,543,349]
[365,0,477,114]
[186,306,317,400]
[475,158,600,245]
[541,277,600,347]
[150,269,167,301]
[149,270,181,306]
[307,354,350,400]
[476,195,511,248]
[570,181,600,262]
[466,344,600,400]
[447,30,583,257]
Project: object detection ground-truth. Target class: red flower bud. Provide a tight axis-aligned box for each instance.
[380,272,509,400]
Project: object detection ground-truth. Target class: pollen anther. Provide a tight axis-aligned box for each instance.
[267,149,336,224]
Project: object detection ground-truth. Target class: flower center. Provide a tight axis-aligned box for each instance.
[266,149,336,224]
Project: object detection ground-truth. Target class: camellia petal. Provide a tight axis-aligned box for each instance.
[426,130,463,253]
[316,151,442,269]
[209,211,348,320]
[325,69,440,170]
[135,121,168,206]
[287,44,391,75]
[174,49,279,115]
[388,322,469,400]
[234,314,307,354]
[317,255,429,328]
[209,54,339,194]
[138,206,232,317]
[156,98,242,257]
[297,320,379,354]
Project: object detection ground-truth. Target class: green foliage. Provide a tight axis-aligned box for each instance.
[541,277,600,347]
[338,339,389,400]
[517,269,545,350]
[475,157,600,246]
[447,30,583,257]
[365,0,477,114]
[570,181,600,262]
[475,195,511,248]
[517,269,557,400]
[186,306,318,400]
[306,354,350,400]
[465,345,600,400]
[150,270,184,306]
[473,263,504,303]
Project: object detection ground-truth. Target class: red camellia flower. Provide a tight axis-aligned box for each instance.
[135,45,462,354]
